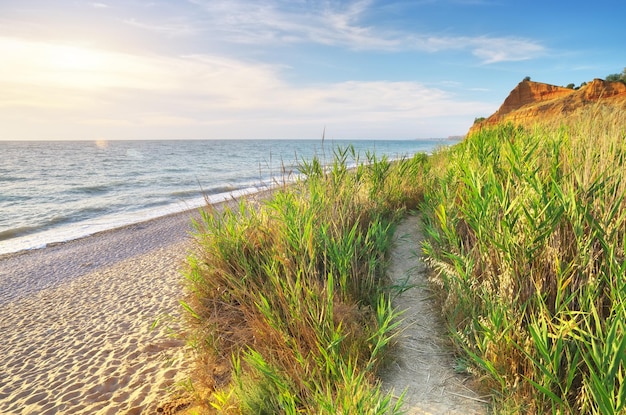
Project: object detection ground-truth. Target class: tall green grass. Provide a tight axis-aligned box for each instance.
[422,108,626,413]
[182,147,427,414]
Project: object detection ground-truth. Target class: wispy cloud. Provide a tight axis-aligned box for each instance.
[470,36,546,63]
[123,18,202,37]
[184,0,545,63]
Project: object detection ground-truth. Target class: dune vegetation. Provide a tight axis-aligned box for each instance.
[181,106,626,414]
[423,107,626,414]
[182,148,427,414]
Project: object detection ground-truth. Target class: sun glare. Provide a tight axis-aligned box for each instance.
[94,139,109,149]
[48,45,105,71]
[0,38,148,90]
[42,43,117,89]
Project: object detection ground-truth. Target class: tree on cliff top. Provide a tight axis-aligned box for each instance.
[605,67,626,83]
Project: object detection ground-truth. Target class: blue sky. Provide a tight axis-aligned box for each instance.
[0,0,623,140]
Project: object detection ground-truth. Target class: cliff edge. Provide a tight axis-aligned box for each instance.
[469,79,626,135]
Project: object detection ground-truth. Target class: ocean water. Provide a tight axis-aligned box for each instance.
[0,139,450,255]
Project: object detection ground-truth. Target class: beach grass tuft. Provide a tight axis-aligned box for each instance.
[182,147,427,413]
[422,107,626,413]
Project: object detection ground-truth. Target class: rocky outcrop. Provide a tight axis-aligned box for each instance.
[582,78,626,100]
[469,79,626,135]
[496,81,574,116]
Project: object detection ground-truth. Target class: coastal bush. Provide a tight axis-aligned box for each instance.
[182,147,427,414]
[422,109,626,413]
[605,68,626,83]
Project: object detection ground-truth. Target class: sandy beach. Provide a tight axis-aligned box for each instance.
[0,210,201,414]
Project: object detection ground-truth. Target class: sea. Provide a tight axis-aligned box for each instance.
[0,139,451,255]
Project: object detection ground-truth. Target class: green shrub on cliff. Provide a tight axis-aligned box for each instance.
[605,67,626,83]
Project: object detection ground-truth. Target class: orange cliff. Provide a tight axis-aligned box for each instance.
[468,78,626,135]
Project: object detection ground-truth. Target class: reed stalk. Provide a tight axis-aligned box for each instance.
[182,147,428,413]
[422,107,626,413]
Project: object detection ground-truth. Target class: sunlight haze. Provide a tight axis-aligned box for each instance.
[0,0,621,140]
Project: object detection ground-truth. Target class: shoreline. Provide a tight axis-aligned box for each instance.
[0,207,198,307]
[0,191,273,414]
[0,187,276,306]
[0,184,274,258]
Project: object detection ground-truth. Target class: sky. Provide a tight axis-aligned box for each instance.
[0,0,623,140]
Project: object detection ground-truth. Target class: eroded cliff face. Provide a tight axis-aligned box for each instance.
[497,81,574,116]
[469,79,626,135]
[582,78,626,100]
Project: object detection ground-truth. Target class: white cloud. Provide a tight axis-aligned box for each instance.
[470,37,546,63]
[0,36,492,139]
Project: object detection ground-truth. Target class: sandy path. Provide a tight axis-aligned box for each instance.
[380,215,489,414]
[0,212,197,415]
